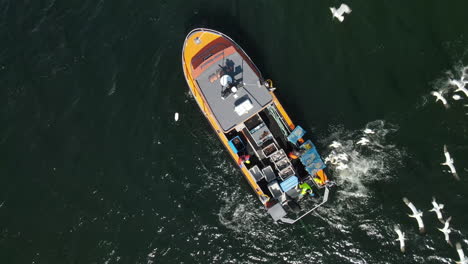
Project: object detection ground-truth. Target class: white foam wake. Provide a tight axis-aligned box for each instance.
[321,120,405,201]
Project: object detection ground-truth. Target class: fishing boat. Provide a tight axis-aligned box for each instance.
[182,28,333,224]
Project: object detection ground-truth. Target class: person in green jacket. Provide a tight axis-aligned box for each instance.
[298,182,315,197]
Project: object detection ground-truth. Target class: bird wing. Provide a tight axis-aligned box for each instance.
[394,228,403,238]
[431,91,442,101]
[448,163,457,174]
[460,87,468,97]
[405,201,418,215]
[445,232,450,242]
[452,172,461,181]
[457,244,465,262]
[435,210,443,220]
[446,216,452,225]
[442,223,449,231]
[443,147,452,163]
[416,215,424,229]
[339,3,352,14]
[441,96,448,105]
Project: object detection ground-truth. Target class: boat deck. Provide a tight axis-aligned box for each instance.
[195,50,272,132]
[183,28,332,224]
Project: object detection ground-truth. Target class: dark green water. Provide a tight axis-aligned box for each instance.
[1,0,468,263]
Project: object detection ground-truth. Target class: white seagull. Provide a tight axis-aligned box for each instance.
[430,91,449,109]
[364,128,375,134]
[450,79,468,97]
[442,145,460,181]
[329,141,343,149]
[393,225,406,253]
[356,137,370,146]
[456,243,467,264]
[174,112,179,122]
[403,197,425,234]
[438,216,452,246]
[453,94,463,100]
[330,4,352,22]
[429,197,445,223]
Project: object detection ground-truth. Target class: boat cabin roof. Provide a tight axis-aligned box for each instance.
[194,47,272,132]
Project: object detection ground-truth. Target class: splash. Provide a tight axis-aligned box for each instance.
[321,120,404,201]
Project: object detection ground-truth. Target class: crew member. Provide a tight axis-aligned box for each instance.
[237,154,251,166]
[298,182,315,197]
[288,149,303,160]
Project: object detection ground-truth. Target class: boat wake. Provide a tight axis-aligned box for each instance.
[213,120,406,231]
[321,120,404,204]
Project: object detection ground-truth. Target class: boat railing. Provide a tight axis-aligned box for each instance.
[267,104,291,137]
[279,187,330,224]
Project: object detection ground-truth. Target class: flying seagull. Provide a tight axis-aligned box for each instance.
[330,4,352,22]
[449,79,468,97]
[442,145,460,181]
[456,243,467,264]
[403,197,425,234]
[356,137,370,146]
[329,141,343,149]
[430,91,449,109]
[393,225,406,253]
[438,216,452,246]
[429,197,445,223]
[364,128,375,134]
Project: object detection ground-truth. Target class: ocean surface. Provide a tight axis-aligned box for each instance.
[1,0,468,263]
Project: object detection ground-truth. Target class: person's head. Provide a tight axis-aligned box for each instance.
[245,160,251,164]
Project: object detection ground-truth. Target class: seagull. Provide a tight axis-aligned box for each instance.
[363,128,375,134]
[438,216,452,246]
[450,79,468,97]
[429,197,445,223]
[356,137,370,146]
[453,94,463,100]
[330,4,352,22]
[174,112,179,122]
[393,225,406,253]
[442,145,460,181]
[329,141,343,149]
[430,91,449,109]
[456,243,467,264]
[403,197,425,234]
